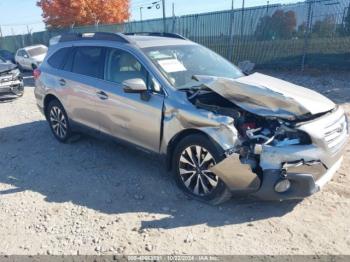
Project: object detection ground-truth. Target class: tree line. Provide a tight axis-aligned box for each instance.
[255,7,350,40]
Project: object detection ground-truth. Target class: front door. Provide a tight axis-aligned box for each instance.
[96,48,164,152]
[22,50,32,70]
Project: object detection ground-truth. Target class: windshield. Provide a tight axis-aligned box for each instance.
[27,46,47,57]
[142,44,243,89]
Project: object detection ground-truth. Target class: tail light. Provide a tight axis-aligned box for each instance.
[33,69,41,80]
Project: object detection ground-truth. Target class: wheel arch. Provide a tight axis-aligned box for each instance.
[165,128,224,171]
[43,94,62,120]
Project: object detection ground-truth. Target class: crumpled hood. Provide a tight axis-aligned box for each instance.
[0,62,17,74]
[194,73,336,120]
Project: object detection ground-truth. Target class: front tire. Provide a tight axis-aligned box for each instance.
[46,100,71,143]
[172,134,231,205]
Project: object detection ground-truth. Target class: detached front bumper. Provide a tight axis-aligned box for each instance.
[254,107,349,200]
[253,157,343,201]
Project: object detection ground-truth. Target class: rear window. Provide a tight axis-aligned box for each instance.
[48,48,71,69]
[27,46,47,57]
[71,47,105,79]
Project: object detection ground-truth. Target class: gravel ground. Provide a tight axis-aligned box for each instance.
[0,70,349,255]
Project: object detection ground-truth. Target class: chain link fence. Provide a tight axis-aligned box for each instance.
[0,0,349,70]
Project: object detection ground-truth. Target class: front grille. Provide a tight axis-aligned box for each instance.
[0,74,13,83]
[323,114,348,155]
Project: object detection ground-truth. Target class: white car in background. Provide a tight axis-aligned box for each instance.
[15,44,48,71]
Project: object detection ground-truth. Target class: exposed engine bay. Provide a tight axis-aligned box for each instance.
[190,90,311,146]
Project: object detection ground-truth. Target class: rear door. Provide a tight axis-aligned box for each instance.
[95,48,164,152]
[46,46,105,131]
[62,46,107,130]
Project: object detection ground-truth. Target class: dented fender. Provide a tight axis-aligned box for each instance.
[160,97,240,154]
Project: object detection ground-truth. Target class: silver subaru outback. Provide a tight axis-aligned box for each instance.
[34,32,349,204]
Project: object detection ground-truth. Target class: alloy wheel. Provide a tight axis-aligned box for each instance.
[49,106,67,139]
[179,145,219,196]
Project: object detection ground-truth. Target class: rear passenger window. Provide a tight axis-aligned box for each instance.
[72,47,105,79]
[48,48,70,69]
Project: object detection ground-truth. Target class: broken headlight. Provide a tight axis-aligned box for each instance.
[272,129,311,147]
[11,69,20,78]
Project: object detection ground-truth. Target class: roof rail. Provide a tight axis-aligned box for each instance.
[59,32,131,44]
[124,32,186,40]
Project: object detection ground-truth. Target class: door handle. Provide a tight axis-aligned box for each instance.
[96,90,108,100]
[59,79,66,86]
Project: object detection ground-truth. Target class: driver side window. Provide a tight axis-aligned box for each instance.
[17,50,24,57]
[105,48,148,86]
[22,51,29,58]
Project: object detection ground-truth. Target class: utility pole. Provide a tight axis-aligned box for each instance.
[140,7,144,32]
[172,2,176,33]
[228,0,235,62]
[140,7,143,22]
[342,5,349,32]
[95,20,100,32]
[241,0,245,38]
[0,25,3,38]
[162,0,166,32]
[301,0,314,71]
[267,0,270,14]
[26,25,31,45]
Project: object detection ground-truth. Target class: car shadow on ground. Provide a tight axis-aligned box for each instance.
[0,120,299,230]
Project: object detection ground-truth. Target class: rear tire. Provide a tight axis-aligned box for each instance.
[172,134,231,205]
[46,100,72,143]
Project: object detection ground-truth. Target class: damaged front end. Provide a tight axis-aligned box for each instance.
[0,64,24,102]
[183,73,349,200]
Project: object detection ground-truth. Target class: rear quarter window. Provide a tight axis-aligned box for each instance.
[48,48,71,69]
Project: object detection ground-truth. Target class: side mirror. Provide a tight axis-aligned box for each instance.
[123,78,148,93]
[237,60,255,75]
[24,54,29,58]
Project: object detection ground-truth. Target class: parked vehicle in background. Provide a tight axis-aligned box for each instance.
[34,32,349,205]
[0,49,15,64]
[49,35,62,46]
[0,56,23,100]
[15,45,48,71]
